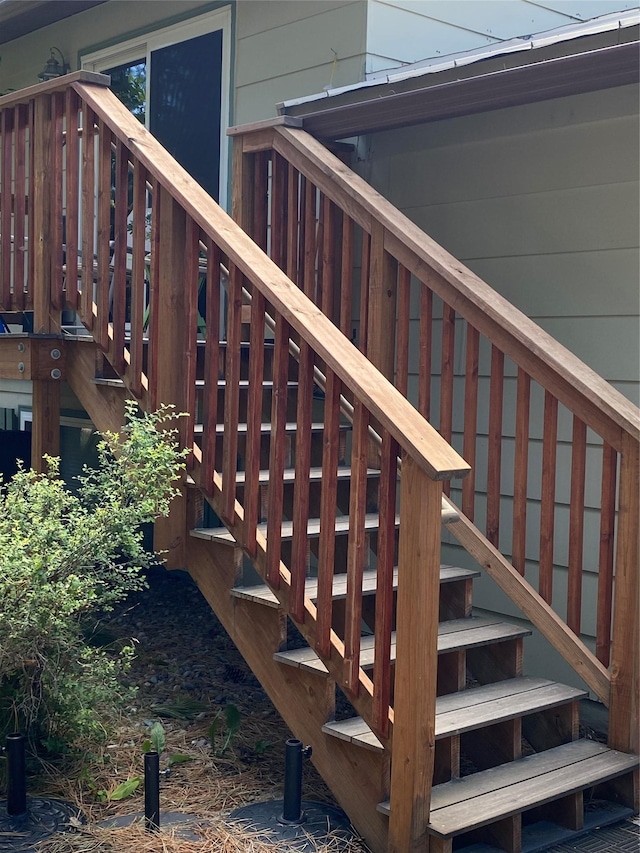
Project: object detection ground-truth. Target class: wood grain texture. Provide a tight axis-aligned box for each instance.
[221,263,242,525]
[367,220,397,381]
[64,89,79,312]
[95,120,111,350]
[596,442,617,666]
[486,345,505,547]
[201,238,221,497]
[539,392,558,604]
[462,322,479,521]
[50,94,64,310]
[567,417,587,635]
[129,162,146,397]
[418,283,433,420]
[243,287,266,553]
[12,104,27,311]
[80,103,96,331]
[1,107,13,308]
[512,368,531,574]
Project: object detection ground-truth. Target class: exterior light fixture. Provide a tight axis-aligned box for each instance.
[37,47,70,82]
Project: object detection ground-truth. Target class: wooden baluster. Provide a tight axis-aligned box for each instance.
[64,89,79,312]
[95,120,111,350]
[418,283,433,420]
[201,238,221,496]
[303,177,316,301]
[129,161,147,396]
[221,263,242,525]
[13,105,27,311]
[396,265,411,396]
[80,103,95,330]
[339,212,354,338]
[486,346,505,547]
[358,230,371,354]
[316,368,341,658]
[344,401,369,695]
[368,220,397,382]
[182,217,199,467]
[1,108,13,308]
[286,163,299,284]
[50,94,64,310]
[253,151,268,251]
[567,417,587,634]
[266,313,290,589]
[147,180,160,411]
[539,391,558,604]
[372,429,398,738]
[290,341,314,622]
[608,433,639,754]
[110,138,127,373]
[243,287,266,555]
[320,195,335,321]
[440,302,455,496]
[316,192,325,305]
[596,442,617,665]
[462,323,480,521]
[270,151,285,268]
[389,457,441,853]
[512,368,531,572]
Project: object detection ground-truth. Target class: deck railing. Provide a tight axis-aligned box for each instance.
[0,76,472,843]
[229,120,640,754]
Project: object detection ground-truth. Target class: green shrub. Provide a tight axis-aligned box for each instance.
[0,402,187,755]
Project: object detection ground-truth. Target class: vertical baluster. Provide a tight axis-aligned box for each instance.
[316,192,325,305]
[286,163,299,284]
[64,90,79,312]
[270,151,285,268]
[128,161,146,395]
[290,341,314,622]
[596,442,617,665]
[95,121,111,350]
[201,239,221,495]
[372,430,398,738]
[80,103,95,329]
[253,151,268,251]
[511,368,531,573]
[320,195,335,320]
[265,314,290,589]
[222,263,242,524]
[344,401,369,695]
[1,108,13,307]
[339,213,353,338]
[396,265,411,396]
[440,302,455,497]
[316,369,341,657]
[243,287,266,555]
[462,323,480,520]
[26,101,35,311]
[303,178,316,301]
[567,417,587,634]
[418,283,433,419]
[486,346,505,547]
[539,391,558,604]
[358,230,370,354]
[13,105,27,311]
[182,218,199,467]
[50,94,64,309]
[110,138,127,372]
[147,180,160,411]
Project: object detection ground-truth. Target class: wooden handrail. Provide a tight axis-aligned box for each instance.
[0,71,110,109]
[269,125,639,450]
[72,80,469,483]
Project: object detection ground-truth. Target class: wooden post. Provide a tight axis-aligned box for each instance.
[608,432,639,754]
[31,94,61,471]
[152,186,190,568]
[389,456,442,853]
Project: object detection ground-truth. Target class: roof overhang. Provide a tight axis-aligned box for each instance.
[0,1,108,45]
[282,33,639,140]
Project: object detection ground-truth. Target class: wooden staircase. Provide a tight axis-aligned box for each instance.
[0,74,638,853]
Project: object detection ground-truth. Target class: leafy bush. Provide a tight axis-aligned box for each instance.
[0,402,187,755]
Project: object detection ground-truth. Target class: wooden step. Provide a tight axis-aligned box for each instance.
[274,617,531,675]
[376,740,639,838]
[192,501,458,546]
[93,377,298,390]
[193,420,336,436]
[322,677,587,752]
[231,565,480,608]
[233,466,379,486]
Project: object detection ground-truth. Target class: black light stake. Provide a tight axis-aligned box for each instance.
[5,734,26,817]
[144,751,160,831]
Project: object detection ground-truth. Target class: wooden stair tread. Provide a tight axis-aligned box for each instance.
[192,501,458,545]
[231,565,480,608]
[321,677,586,752]
[274,617,530,674]
[376,740,639,837]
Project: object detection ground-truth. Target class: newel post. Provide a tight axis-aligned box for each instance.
[152,185,190,569]
[388,455,442,853]
[32,93,61,470]
[608,432,639,754]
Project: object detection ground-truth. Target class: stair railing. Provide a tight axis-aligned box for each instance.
[0,77,471,842]
[228,120,639,754]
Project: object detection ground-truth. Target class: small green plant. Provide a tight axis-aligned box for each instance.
[0,402,187,757]
[142,721,193,769]
[209,703,241,756]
